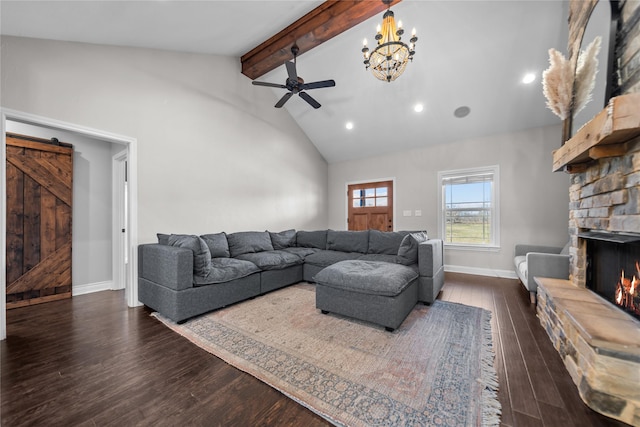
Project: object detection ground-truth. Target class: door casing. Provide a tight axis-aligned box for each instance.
[1,108,139,341]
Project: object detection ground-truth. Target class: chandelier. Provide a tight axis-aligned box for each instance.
[362,0,417,82]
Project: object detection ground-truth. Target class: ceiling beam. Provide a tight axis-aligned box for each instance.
[241,0,401,80]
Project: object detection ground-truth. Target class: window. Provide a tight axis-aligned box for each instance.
[351,186,388,208]
[437,166,500,249]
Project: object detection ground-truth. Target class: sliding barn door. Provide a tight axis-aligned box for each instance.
[6,133,73,308]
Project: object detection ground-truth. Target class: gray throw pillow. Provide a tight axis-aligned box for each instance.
[200,233,231,258]
[396,231,429,265]
[227,231,274,257]
[368,230,410,255]
[269,229,296,250]
[167,234,212,276]
[157,233,170,245]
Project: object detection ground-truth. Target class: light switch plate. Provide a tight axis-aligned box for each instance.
[415,210,422,216]
[403,210,412,217]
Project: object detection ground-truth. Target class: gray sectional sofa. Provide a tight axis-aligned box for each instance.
[138,229,445,323]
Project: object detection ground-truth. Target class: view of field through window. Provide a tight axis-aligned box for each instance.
[443,179,492,245]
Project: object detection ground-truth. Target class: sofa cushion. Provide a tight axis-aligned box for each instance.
[200,233,230,258]
[235,250,303,270]
[283,247,319,258]
[193,257,260,286]
[269,229,296,250]
[326,230,369,253]
[368,230,410,255]
[397,231,429,265]
[296,230,328,249]
[514,255,527,280]
[166,234,212,276]
[227,231,274,257]
[304,250,362,268]
[314,260,418,297]
[357,253,399,264]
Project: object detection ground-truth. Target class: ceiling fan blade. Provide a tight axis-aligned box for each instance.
[301,79,336,90]
[299,92,321,109]
[252,81,287,89]
[275,92,293,108]
[285,60,298,82]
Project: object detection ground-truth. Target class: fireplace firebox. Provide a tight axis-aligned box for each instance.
[580,231,640,321]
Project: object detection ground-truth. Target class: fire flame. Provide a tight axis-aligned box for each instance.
[616,261,639,315]
[616,286,623,304]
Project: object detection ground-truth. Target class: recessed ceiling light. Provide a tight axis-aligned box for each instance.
[454,106,470,118]
[414,103,424,113]
[345,122,354,130]
[522,73,536,84]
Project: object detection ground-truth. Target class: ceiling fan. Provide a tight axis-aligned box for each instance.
[252,45,335,109]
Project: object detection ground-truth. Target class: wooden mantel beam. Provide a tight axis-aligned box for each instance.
[241,0,401,80]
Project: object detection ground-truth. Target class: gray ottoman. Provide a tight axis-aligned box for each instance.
[313,260,419,331]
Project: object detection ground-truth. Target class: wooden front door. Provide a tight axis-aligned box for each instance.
[6,133,73,308]
[347,180,393,231]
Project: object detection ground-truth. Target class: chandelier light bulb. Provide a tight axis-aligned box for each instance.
[412,28,416,36]
[363,38,368,47]
[397,20,403,29]
[376,24,381,33]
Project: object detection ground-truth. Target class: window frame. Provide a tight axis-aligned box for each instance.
[437,165,500,251]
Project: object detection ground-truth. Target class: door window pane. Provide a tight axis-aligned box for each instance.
[376,187,387,197]
[377,197,388,206]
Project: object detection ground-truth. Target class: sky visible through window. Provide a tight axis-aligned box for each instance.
[446,182,490,206]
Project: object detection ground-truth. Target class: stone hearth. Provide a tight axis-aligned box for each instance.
[536,277,640,425]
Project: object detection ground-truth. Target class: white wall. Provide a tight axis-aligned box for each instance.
[328,125,570,276]
[6,121,117,293]
[1,36,329,243]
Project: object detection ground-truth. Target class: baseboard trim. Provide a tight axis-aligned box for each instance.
[445,265,517,279]
[73,281,114,296]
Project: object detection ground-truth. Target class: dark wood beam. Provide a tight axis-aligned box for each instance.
[241,0,402,80]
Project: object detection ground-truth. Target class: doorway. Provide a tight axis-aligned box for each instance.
[1,109,139,340]
[347,180,394,231]
[112,149,129,291]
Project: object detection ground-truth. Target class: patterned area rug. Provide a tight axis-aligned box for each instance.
[153,283,501,426]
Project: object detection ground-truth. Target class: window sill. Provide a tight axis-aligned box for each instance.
[444,243,501,252]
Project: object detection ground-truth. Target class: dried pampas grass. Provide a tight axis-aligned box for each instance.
[574,36,602,115]
[542,48,574,120]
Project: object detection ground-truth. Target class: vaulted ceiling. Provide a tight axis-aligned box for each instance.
[0,1,569,163]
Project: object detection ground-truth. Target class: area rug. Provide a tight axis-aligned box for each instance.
[152,283,501,426]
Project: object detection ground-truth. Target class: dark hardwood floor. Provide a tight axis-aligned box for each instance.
[1,273,625,426]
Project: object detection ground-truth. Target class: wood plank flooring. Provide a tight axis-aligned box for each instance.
[1,273,625,426]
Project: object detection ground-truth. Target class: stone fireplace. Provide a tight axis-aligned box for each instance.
[535,93,640,426]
